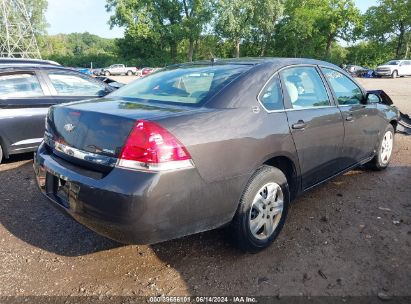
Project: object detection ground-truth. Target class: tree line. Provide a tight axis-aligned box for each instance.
[25,0,411,68]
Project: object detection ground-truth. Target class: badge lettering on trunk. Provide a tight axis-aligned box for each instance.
[64,123,76,132]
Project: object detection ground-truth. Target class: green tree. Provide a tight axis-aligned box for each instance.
[37,0,409,68]
[273,0,361,59]
[364,0,411,58]
[23,0,48,37]
[181,0,213,61]
[274,0,329,58]
[40,33,119,67]
[106,0,211,62]
[251,0,285,56]
[106,0,184,63]
[346,41,394,67]
[318,0,362,57]
[214,0,255,58]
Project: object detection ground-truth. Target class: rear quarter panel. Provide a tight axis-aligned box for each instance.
[157,107,297,231]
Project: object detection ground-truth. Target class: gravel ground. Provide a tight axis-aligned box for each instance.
[0,77,410,298]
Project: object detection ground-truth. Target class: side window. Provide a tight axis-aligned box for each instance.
[0,73,44,98]
[259,74,284,111]
[321,68,363,105]
[280,67,330,109]
[47,71,105,96]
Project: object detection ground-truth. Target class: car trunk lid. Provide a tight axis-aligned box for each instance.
[45,97,196,170]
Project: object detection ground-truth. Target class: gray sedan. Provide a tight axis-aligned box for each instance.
[33,58,399,252]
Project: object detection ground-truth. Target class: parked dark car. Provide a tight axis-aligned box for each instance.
[33,58,399,252]
[94,76,125,89]
[0,58,116,163]
[75,68,93,76]
[345,65,375,78]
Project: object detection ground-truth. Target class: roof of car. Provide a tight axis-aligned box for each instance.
[0,58,60,66]
[0,63,84,74]
[0,58,64,72]
[174,57,337,68]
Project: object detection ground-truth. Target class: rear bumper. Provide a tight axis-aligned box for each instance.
[33,142,238,244]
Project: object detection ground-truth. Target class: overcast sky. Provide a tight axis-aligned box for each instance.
[45,0,379,39]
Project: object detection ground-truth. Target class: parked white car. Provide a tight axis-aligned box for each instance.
[375,60,411,78]
[100,64,138,76]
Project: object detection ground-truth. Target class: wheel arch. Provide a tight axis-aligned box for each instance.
[390,120,398,132]
[0,135,9,159]
[263,155,299,200]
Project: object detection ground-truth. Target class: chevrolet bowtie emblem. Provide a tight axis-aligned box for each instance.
[64,123,76,132]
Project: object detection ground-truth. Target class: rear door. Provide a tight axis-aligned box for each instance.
[41,69,110,104]
[0,71,54,152]
[321,67,380,168]
[280,66,345,190]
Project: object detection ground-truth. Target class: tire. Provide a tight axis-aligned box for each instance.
[392,70,398,79]
[230,165,290,253]
[127,70,133,76]
[104,71,111,76]
[367,124,395,170]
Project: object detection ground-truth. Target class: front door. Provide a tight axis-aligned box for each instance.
[280,66,345,190]
[321,68,380,168]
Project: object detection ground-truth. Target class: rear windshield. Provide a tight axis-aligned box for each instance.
[109,64,251,106]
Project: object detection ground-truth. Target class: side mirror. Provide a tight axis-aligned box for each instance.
[97,88,112,97]
[366,93,381,104]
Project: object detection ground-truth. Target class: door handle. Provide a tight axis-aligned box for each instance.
[292,120,306,130]
[346,114,354,122]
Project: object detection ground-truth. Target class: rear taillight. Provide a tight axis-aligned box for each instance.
[117,120,194,171]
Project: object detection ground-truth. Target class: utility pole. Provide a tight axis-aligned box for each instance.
[0,0,41,58]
